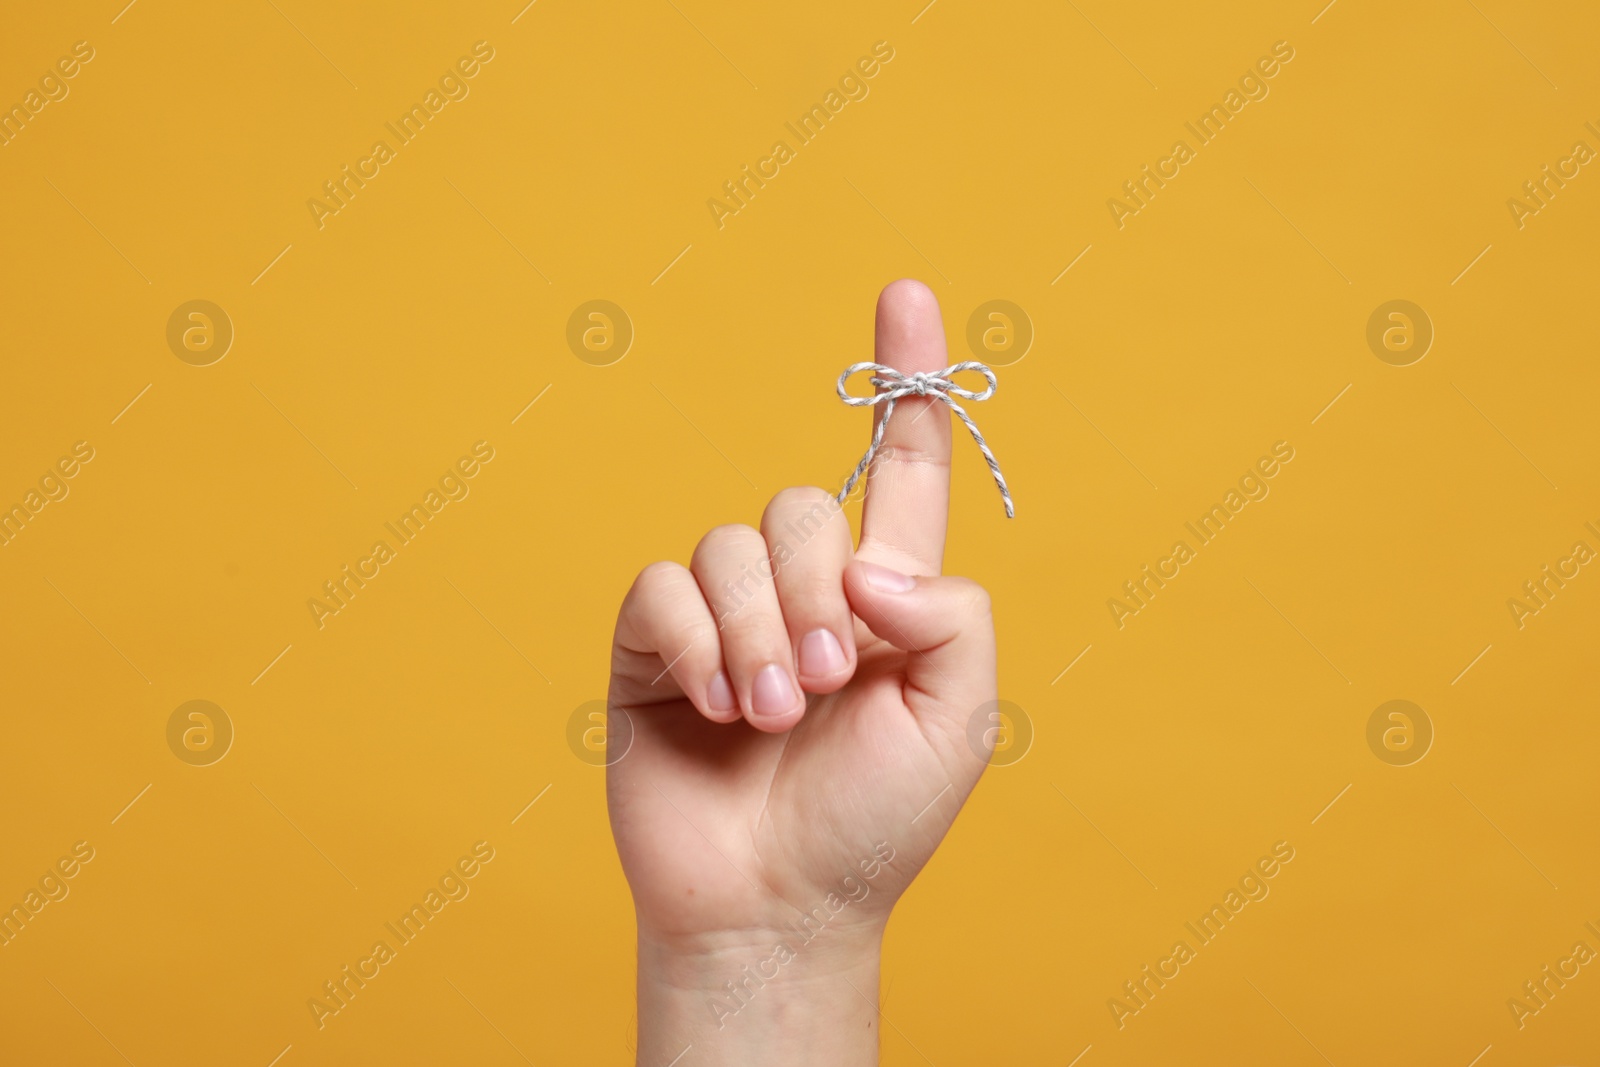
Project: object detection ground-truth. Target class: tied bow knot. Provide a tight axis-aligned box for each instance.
[835,360,1014,518]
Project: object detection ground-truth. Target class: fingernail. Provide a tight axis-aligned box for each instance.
[858,560,916,592]
[707,671,736,712]
[799,629,846,676]
[751,664,797,717]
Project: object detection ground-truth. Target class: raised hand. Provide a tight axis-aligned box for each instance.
[607,280,999,1066]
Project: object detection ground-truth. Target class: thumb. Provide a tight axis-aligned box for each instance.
[843,559,996,726]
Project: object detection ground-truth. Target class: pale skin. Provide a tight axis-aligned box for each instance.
[607,280,998,1066]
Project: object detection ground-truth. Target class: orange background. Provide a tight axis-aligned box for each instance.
[1,1,1597,1064]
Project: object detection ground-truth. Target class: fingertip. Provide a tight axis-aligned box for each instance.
[743,663,807,733]
[744,707,805,733]
[796,627,855,695]
[878,277,939,316]
[875,279,947,374]
[698,669,744,724]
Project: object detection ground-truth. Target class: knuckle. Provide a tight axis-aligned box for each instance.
[709,567,775,617]
[715,606,785,651]
[776,570,846,614]
[709,522,760,540]
[762,491,846,546]
[878,444,950,471]
[764,485,835,519]
[693,523,762,563]
[632,560,687,598]
[953,578,993,619]
[677,624,723,665]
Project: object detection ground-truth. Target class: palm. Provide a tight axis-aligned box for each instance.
[608,620,973,940]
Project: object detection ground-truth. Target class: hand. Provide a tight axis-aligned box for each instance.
[607,280,998,1066]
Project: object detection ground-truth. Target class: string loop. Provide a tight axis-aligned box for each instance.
[834,361,1014,518]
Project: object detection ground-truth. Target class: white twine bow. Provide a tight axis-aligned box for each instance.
[835,360,1015,519]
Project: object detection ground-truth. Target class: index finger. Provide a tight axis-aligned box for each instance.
[855,279,952,576]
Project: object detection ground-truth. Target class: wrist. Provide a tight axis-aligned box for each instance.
[635,924,884,1067]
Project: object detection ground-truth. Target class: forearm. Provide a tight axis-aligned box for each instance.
[635,929,883,1067]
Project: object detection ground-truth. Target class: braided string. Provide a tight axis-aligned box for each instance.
[835,361,1014,519]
